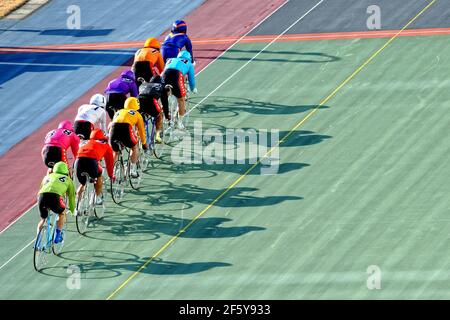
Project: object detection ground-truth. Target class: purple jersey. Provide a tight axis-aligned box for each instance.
[105,76,138,97]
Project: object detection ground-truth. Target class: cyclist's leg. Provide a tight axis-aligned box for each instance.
[75,158,88,199]
[130,144,139,164]
[91,159,103,197]
[37,194,49,234]
[177,71,187,116]
[109,123,122,162]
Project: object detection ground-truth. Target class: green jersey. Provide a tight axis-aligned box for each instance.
[39,173,76,212]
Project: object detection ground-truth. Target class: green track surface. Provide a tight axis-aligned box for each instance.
[1,34,450,299]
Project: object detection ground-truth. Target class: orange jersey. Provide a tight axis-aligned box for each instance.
[112,109,146,145]
[77,139,114,177]
[134,48,165,74]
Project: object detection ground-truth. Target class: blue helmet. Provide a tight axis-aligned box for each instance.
[177,50,192,62]
[171,20,187,33]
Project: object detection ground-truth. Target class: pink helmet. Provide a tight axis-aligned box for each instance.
[58,120,73,132]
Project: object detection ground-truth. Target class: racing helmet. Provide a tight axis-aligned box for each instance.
[53,161,69,176]
[171,20,187,33]
[121,69,135,80]
[124,97,140,111]
[90,94,107,108]
[57,120,74,132]
[144,37,161,49]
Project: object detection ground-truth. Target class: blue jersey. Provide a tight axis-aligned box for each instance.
[162,33,193,62]
[165,57,196,91]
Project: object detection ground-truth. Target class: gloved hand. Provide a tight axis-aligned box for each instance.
[192,88,198,94]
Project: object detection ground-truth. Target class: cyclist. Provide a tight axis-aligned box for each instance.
[132,37,165,86]
[109,97,148,177]
[37,161,75,244]
[74,94,108,140]
[104,70,139,120]
[161,20,194,63]
[138,75,171,143]
[162,50,197,129]
[42,120,80,170]
[74,129,114,208]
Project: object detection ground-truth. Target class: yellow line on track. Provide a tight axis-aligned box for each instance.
[106,0,436,300]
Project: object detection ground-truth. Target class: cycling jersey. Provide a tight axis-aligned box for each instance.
[77,139,114,178]
[38,172,75,213]
[75,104,108,134]
[164,56,196,91]
[43,127,80,159]
[112,102,146,145]
[105,76,138,97]
[134,48,165,74]
[162,33,193,62]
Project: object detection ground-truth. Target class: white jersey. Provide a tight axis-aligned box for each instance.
[75,104,107,133]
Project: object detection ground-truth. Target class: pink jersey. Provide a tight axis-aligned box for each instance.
[43,128,80,158]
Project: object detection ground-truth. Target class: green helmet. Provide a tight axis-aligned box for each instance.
[53,161,69,175]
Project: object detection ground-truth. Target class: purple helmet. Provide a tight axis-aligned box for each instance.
[58,120,73,132]
[121,69,135,80]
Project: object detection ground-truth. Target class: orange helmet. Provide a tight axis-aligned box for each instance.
[144,37,160,49]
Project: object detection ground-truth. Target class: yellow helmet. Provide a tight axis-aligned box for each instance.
[124,97,140,111]
[144,37,160,49]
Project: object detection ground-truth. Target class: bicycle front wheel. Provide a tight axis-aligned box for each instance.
[33,225,50,271]
[129,157,141,190]
[111,160,125,204]
[76,186,91,235]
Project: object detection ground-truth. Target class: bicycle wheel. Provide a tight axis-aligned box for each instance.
[140,141,151,170]
[182,95,191,130]
[128,153,141,190]
[166,95,179,143]
[76,184,91,235]
[94,190,106,220]
[33,224,50,271]
[111,159,125,204]
[52,215,66,255]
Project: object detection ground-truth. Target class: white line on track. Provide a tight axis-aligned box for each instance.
[0,0,293,269]
[186,0,324,116]
[0,239,35,271]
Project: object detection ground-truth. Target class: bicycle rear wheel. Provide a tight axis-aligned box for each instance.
[33,224,50,271]
[111,159,125,204]
[129,154,141,190]
[94,190,106,220]
[76,184,92,235]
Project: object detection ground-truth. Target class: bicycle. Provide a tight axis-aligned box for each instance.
[164,81,191,144]
[75,172,104,235]
[33,209,68,271]
[143,112,165,161]
[110,141,141,204]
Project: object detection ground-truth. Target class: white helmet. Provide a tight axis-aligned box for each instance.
[90,94,106,108]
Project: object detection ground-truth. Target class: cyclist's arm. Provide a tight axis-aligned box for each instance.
[136,114,147,145]
[156,53,165,74]
[103,146,114,178]
[187,64,196,91]
[67,179,76,213]
[130,81,139,97]
[184,36,194,62]
[161,89,169,118]
[100,109,108,135]
[70,134,80,159]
